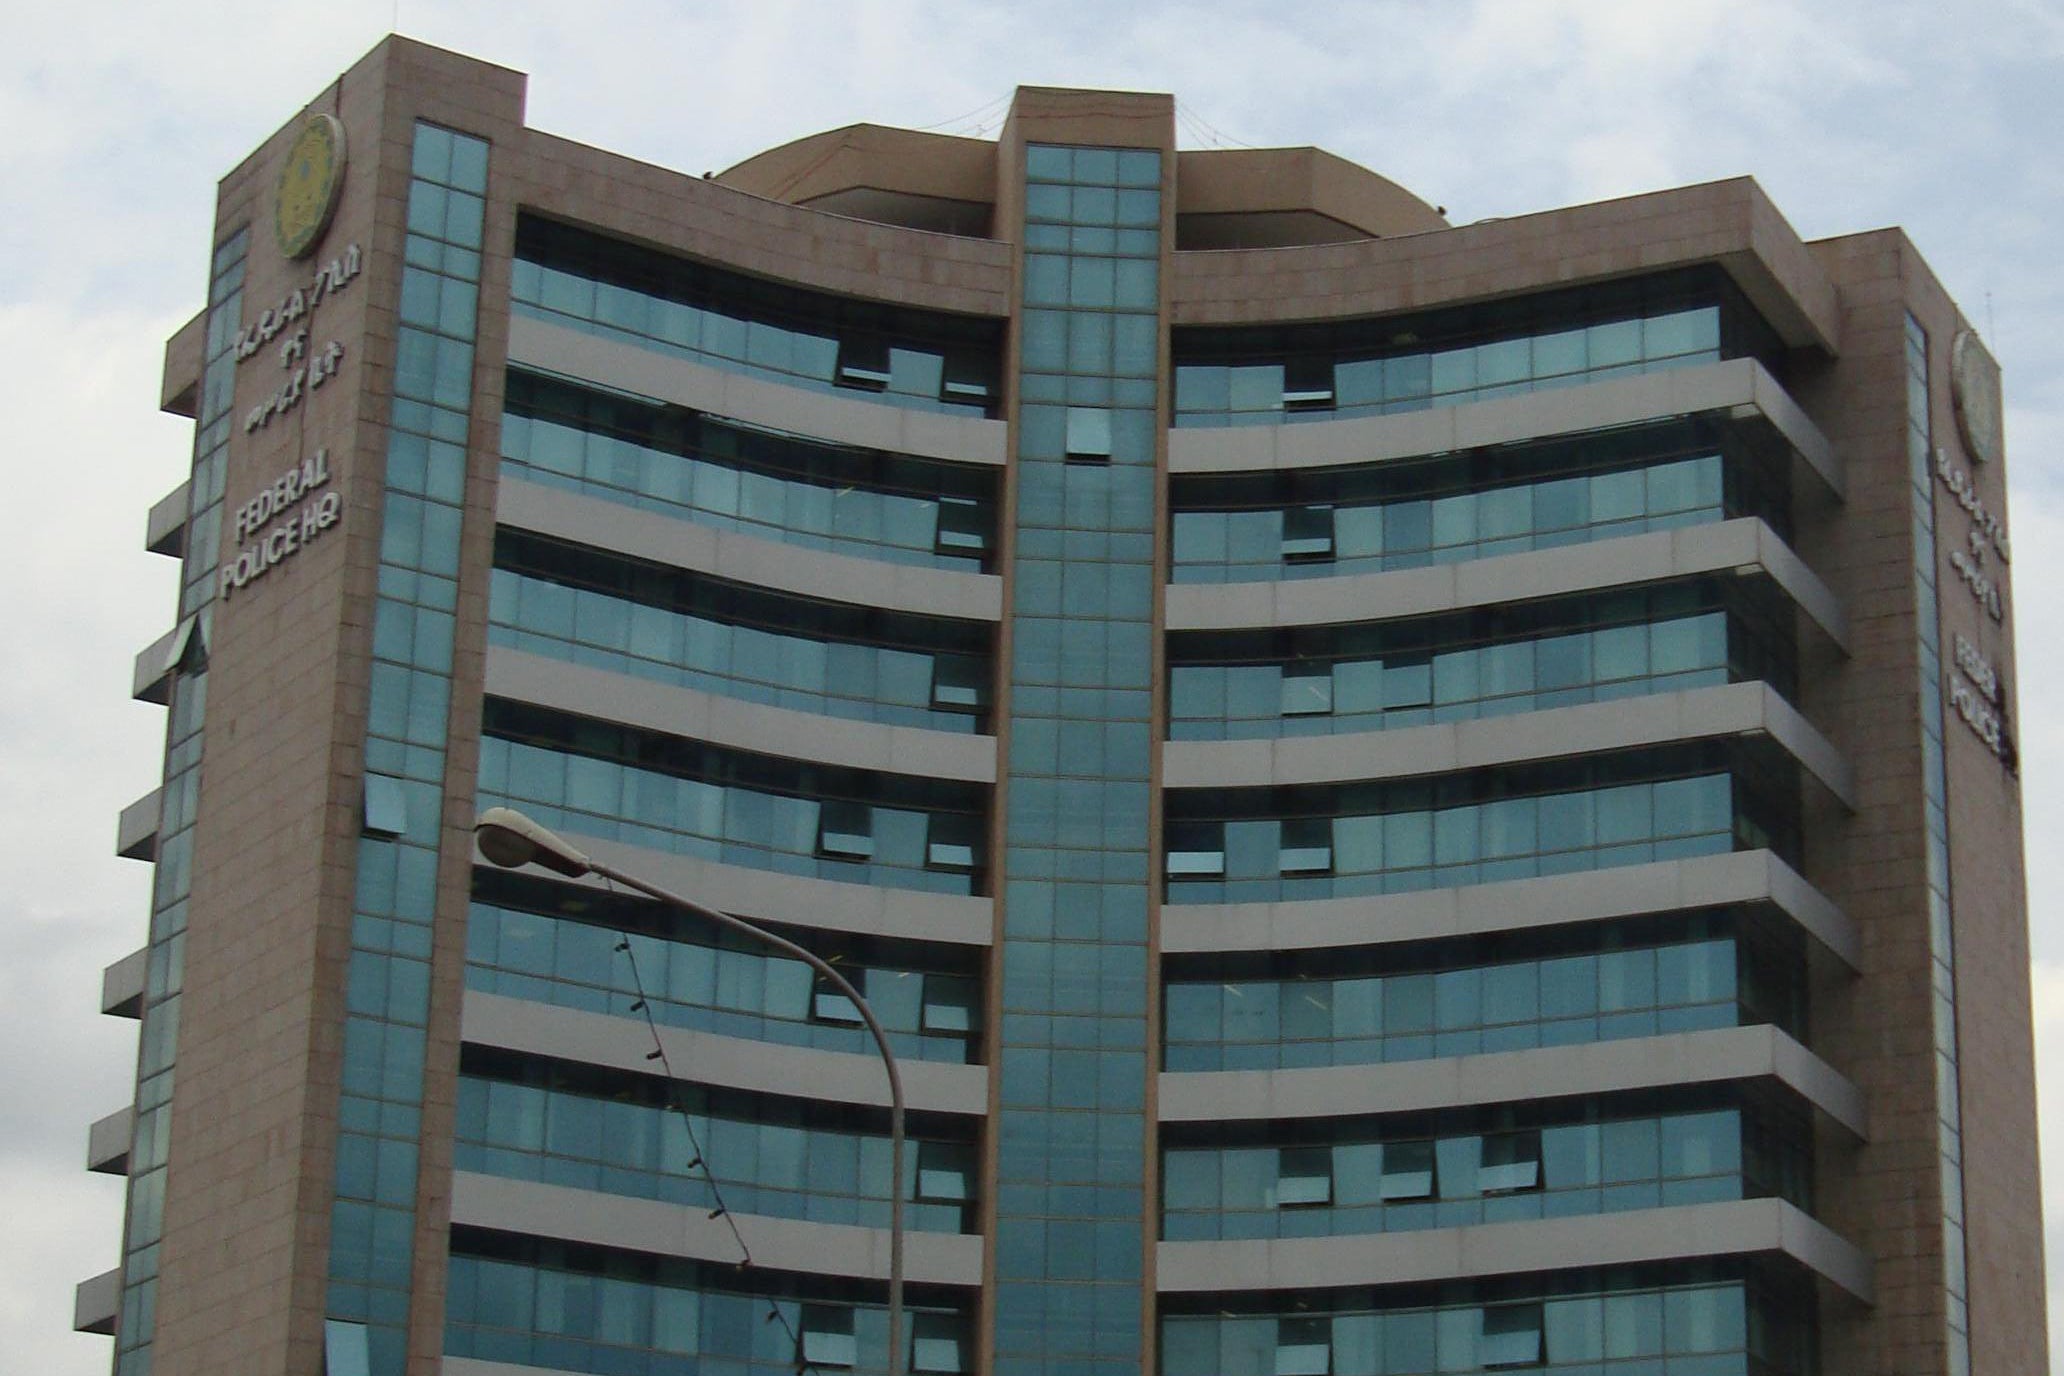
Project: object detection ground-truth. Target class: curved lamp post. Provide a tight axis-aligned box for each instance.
[473,806,907,1376]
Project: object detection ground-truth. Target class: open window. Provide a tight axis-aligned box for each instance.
[835,337,892,392]
[916,1141,972,1204]
[811,967,865,1025]
[1065,406,1113,463]
[940,355,994,409]
[1276,1317,1332,1376]
[931,656,988,713]
[1479,1131,1544,1195]
[1165,822,1226,878]
[801,1305,858,1368]
[1276,1147,1333,1207]
[1282,356,1336,413]
[323,1320,371,1376]
[912,1314,967,1374]
[363,774,408,839]
[1281,504,1335,563]
[1280,818,1334,875]
[1281,664,1334,717]
[925,815,980,872]
[934,497,990,556]
[1480,1305,1544,1368]
[1379,1140,1435,1200]
[817,801,874,861]
[920,974,976,1035]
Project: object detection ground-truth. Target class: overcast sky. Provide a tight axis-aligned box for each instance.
[5,1,2063,1371]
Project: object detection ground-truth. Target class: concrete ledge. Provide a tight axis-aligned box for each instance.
[1170,358,1840,499]
[497,477,1001,624]
[475,832,994,949]
[1165,680,1853,809]
[1156,1197,1871,1304]
[461,991,988,1116]
[160,309,202,419]
[1165,517,1847,652]
[86,1107,133,1176]
[130,618,202,707]
[452,1172,983,1286]
[486,647,997,784]
[101,947,146,1019]
[508,313,1008,468]
[1158,1022,1866,1140]
[131,629,179,707]
[1161,848,1856,971]
[73,1267,119,1335]
[145,480,189,558]
[1168,179,1841,355]
[116,788,162,862]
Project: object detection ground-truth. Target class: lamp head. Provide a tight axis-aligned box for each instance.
[474,807,593,878]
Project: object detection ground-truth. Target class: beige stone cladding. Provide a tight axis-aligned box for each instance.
[1789,227,2044,1375]
[1169,175,1840,354]
[145,36,528,1376]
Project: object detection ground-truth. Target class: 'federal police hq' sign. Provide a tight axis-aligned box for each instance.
[217,450,342,600]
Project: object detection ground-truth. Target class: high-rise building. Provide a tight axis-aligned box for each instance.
[79,34,2043,1376]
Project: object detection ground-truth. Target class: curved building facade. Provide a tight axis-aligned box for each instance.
[84,36,2042,1376]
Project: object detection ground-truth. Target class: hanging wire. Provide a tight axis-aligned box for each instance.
[1172,104,1216,150]
[1175,99,1259,151]
[911,89,1014,136]
[610,913,824,1376]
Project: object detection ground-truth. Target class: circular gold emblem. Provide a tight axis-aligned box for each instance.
[274,114,347,260]
[1951,329,2002,467]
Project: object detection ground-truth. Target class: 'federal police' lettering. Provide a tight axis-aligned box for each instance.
[219,450,342,600]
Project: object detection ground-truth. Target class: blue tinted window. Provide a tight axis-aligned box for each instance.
[1171,581,1797,741]
[458,1065,976,1233]
[492,535,990,734]
[479,702,985,896]
[502,372,996,571]
[1163,915,1807,1073]
[513,216,1000,417]
[1174,270,1759,429]
[1161,1275,1812,1376]
[447,1240,972,1375]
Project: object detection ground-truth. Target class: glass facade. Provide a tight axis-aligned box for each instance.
[1164,745,1799,905]
[466,876,980,1066]
[105,72,2054,1376]
[456,1056,977,1232]
[1160,1271,1814,1376]
[512,216,1002,417]
[1170,421,1794,585]
[1162,912,1807,1073]
[992,141,1163,1376]
[489,532,991,733]
[501,371,997,571]
[1171,269,1780,428]
[326,122,489,1375]
[447,1237,972,1375]
[1907,315,1973,1376]
[1168,581,1798,741]
[1178,306,1719,426]
[113,225,246,1376]
[477,703,985,895]
[1161,1099,1813,1241]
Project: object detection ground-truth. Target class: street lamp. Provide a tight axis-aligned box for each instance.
[473,806,908,1376]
